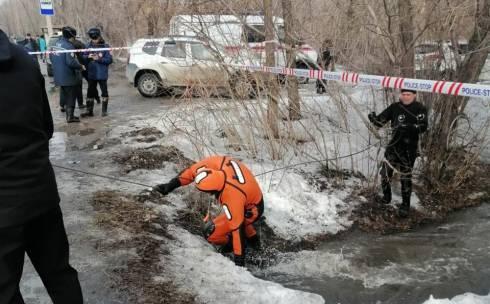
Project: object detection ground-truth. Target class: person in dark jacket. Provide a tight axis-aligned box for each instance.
[368,89,428,217]
[316,39,333,94]
[0,29,83,304]
[68,31,86,109]
[18,33,39,67]
[50,26,84,122]
[81,28,112,117]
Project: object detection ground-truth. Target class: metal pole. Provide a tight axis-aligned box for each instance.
[46,15,53,38]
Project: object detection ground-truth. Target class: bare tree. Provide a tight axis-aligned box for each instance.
[281,0,301,120]
[398,0,415,77]
[264,0,280,141]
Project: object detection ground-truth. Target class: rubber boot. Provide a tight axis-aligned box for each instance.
[399,177,412,217]
[380,180,392,204]
[398,193,411,218]
[66,107,80,123]
[398,202,410,218]
[81,98,94,117]
[101,97,109,117]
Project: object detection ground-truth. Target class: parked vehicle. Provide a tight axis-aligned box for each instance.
[126,36,255,98]
[415,40,469,77]
[169,15,318,83]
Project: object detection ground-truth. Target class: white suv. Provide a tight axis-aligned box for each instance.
[126,36,239,97]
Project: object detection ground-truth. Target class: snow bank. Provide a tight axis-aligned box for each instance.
[422,293,490,304]
[162,225,325,304]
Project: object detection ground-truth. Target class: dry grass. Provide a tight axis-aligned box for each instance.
[113,145,193,174]
[90,190,196,304]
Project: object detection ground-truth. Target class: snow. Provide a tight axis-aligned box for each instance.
[259,171,355,240]
[422,293,490,304]
[161,225,325,304]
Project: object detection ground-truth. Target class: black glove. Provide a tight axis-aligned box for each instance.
[153,178,181,195]
[368,112,377,123]
[234,254,245,267]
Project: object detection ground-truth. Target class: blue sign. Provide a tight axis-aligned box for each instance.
[40,0,54,16]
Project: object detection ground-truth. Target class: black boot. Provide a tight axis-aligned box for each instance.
[399,176,412,217]
[398,202,410,218]
[60,105,66,113]
[66,107,80,123]
[380,180,392,204]
[101,97,108,117]
[81,99,94,117]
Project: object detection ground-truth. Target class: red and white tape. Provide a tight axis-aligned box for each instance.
[28,46,131,55]
[28,46,490,99]
[236,64,490,99]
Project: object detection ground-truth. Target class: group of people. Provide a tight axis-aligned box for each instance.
[15,33,46,66]
[50,26,113,123]
[1,25,428,302]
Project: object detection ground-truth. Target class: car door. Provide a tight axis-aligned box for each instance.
[189,42,228,87]
[157,40,192,86]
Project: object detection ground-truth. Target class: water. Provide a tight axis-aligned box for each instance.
[256,204,490,304]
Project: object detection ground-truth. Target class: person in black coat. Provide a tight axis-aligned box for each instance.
[0,29,83,304]
[68,31,87,109]
[316,38,333,94]
[368,89,428,217]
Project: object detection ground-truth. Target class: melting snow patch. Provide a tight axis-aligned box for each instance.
[163,225,325,304]
[422,293,490,304]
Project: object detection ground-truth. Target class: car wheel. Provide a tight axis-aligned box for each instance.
[295,62,310,84]
[137,73,163,98]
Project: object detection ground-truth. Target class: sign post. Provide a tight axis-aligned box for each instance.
[39,0,54,38]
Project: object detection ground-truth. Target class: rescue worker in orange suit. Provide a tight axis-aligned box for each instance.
[154,156,264,266]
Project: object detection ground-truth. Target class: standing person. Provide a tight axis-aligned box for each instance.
[154,156,264,266]
[368,89,428,217]
[50,26,84,122]
[69,33,86,109]
[19,33,39,66]
[316,38,333,94]
[0,29,84,304]
[81,28,112,117]
[38,34,47,63]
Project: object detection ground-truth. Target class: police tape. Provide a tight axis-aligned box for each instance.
[235,64,490,99]
[29,46,490,99]
[28,46,131,55]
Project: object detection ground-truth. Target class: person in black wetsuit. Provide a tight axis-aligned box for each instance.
[368,89,428,217]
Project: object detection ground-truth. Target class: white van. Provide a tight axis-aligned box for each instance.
[169,14,318,83]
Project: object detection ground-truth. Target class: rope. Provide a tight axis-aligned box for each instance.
[51,141,380,189]
[52,164,153,188]
[254,142,379,177]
